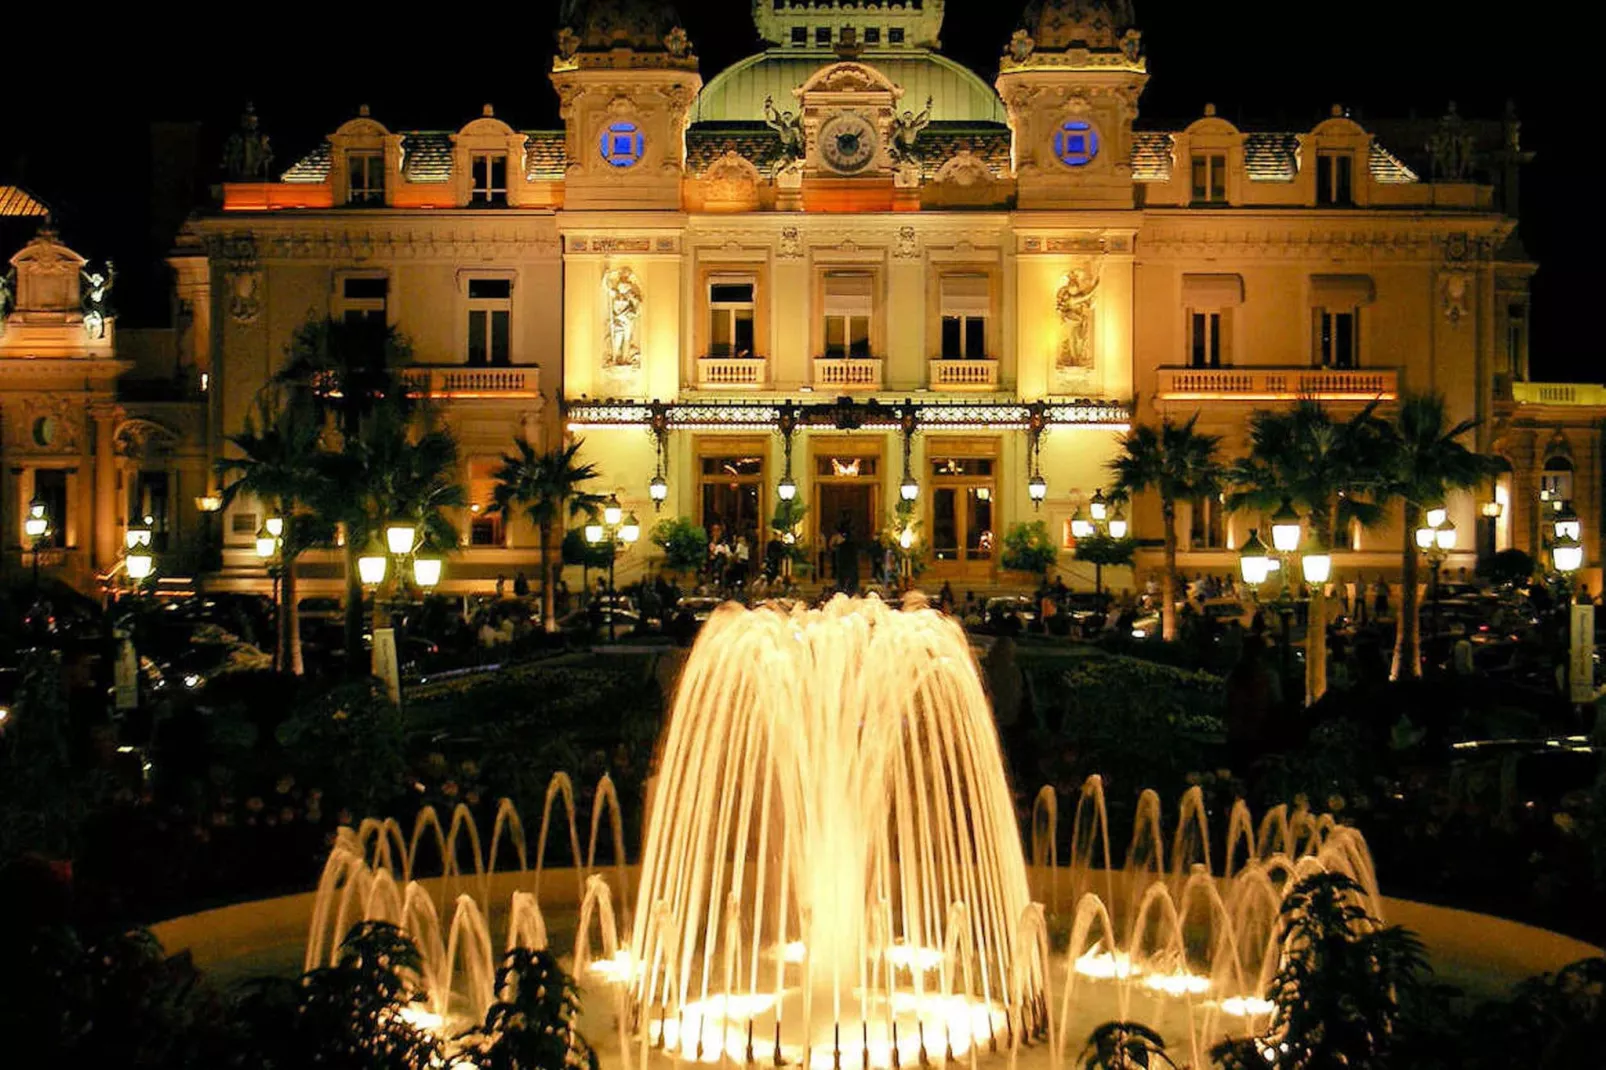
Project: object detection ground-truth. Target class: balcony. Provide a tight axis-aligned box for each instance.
[398,366,540,399]
[928,358,1000,391]
[813,357,883,391]
[1509,381,1606,406]
[1156,366,1398,402]
[696,357,767,389]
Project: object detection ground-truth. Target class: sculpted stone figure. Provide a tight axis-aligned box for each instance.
[81,261,115,339]
[1056,267,1099,371]
[222,103,274,181]
[603,266,644,370]
[890,95,934,164]
[763,95,805,166]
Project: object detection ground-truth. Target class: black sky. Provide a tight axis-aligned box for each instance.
[2,1,1594,382]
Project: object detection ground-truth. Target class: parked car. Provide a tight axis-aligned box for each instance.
[557,606,645,639]
[984,596,1038,631]
[675,596,724,623]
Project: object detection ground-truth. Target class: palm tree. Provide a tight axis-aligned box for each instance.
[1109,414,1225,642]
[1370,393,1492,680]
[216,390,325,675]
[1225,400,1386,702]
[315,397,467,661]
[492,438,605,632]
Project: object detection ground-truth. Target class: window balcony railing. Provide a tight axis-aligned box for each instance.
[397,366,539,398]
[696,357,767,389]
[1156,366,1398,402]
[1509,381,1606,406]
[813,357,883,391]
[928,358,1000,391]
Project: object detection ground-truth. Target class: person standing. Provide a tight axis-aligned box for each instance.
[513,570,530,598]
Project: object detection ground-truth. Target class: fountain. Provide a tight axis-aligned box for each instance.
[294,595,1412,1068]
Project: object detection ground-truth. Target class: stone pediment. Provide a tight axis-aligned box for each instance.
[11,227,86,314]
[795,61,903,102]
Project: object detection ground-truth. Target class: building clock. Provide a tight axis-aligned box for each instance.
[818,112,878,174]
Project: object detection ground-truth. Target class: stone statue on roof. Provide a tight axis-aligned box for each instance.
[1428,102,1479,182]
[222,103,274,181]
[890,96,934,164]
[764,96,805,166]
[81,260,115,339]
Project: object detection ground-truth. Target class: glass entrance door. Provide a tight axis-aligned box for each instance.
[929,456,996,580]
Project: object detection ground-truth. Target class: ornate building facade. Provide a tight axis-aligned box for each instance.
[127,0,1598,597]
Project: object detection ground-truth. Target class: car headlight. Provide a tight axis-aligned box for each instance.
[183,673,203,689]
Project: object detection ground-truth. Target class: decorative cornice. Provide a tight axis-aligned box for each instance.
[1137,221,1514,260]
[565,397,1131,432]
[192,219,562,261]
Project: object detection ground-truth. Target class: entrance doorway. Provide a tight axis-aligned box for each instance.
[927,451,998,582]
[811,446,881,585]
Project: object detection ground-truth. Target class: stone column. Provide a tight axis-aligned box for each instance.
[90,403,123,574]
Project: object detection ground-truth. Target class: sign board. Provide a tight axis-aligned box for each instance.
[373,628,401,706]
[114,637,139,712]
[1570,603,1596,705]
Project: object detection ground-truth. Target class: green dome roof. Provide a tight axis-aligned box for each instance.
[693,50,1007,126]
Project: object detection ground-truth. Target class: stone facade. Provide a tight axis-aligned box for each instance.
[140,0,1596,597]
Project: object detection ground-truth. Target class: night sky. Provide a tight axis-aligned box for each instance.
[3,1,1593,382]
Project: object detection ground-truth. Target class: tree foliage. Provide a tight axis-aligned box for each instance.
[493,438,605,631]
[650,516,709,576]
[1001,520,1059,575]
[455,948,598,1070]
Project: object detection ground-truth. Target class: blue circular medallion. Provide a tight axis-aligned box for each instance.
[599,121,645,168]
[1054,120,1100,168]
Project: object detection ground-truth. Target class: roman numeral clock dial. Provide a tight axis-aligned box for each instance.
[819,111,878,174]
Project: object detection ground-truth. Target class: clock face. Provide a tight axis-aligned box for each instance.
[819,112,878,174]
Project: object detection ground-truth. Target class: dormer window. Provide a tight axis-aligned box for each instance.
[470,153,508,206]
[888,27,904,44]
[1190,154,1227,203]
[791,26,807,46]
[864,27,881,45]
[346,150,385,204]
[816,26,831,46]
[1316,151,1353,206]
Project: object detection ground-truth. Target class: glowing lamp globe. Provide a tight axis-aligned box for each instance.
[1553,535,1584,574]
[603,495,623,528]
[1301,542,1332,584]
[357,546,389,586]
[1027,473,1048,506]
[975,487,991,502]
[125,518,153,551]
[195,492,223,513]
[1270,499,1302,554]
[24,500,49,540]
[1089,489,1109,522]
[385,521,416,556]
[899,476,919,503]
[1554,506,1581,542]
[1108,509,1129,540]
[1070,510,1094,540]
[412,553,443,589]
[1238,529,1271,586]
[1415,524,1437,550]
[1481,499,1503,519]
[265,516,284,538]
[620,513,641,545]
[126,551,155,582]
[1424,504,1448,529]
[585,522,605,545]
[1434,519,1457,552]
[255,526,278,560]
[777,475,797,502]
[649,474,669,506]
[898,526,914,551]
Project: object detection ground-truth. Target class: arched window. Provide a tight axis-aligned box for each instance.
[1541,456,1574,507]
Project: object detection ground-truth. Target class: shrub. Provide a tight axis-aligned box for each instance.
[456,948,598,1070]
[650,516,708,576]
[275,679,409,814]
[1001,520,1058,576]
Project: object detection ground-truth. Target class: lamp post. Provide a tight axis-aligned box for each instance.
[1239,500,1330,689]
[255,521,283,669]
[1070,489,1128,597]
[24,499,51,594]
[585,496,639,641]
[195,490,223,578]
[1413,506,1457,642]
[124,515,156,594]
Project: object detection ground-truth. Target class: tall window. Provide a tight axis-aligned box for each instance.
[815,26,831,46]
[823,272,872,358]
[930,457,995,564]
[1541,457,1574,505]
[791,26,807,45]
[1506,303,1526,378]
[1316,151,1353,206]
[134,472,171,552]
[863,27,881,44]
[708,280,756,357]
[1190,154,1227,203]
[700,454,764,544]
[467,459,505,546]
[466,278,512,366]
[1190,495,1225,549]
[470,152,508,206]
[32,469,68,548]
[1188,311,1226,368]
[335,276,387,328]
[347,150,385,204]
[1316,310,1357,369]
[939,274,989,359]
[888,27,904,44]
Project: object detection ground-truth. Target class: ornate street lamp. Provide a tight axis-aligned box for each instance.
[777,474,797,502]
[125,516,154,551]
[1088,488,1108,523]
[586,504,638,642]
[1554,502,1581,543]
[1270,498,1303,555]
[24,499,51,592]
[620,512,641,546]
[1553,533,1584,574]
[1070,508,1093,541]
[254,524,279,561]
[265,515,284,539]
[584,520,605,545]
[1027,472,1048,508]
[1301,533,1333,585]
[1414,508,1456,638]
[1107,507,1128,540]
[649,473,669,510]
[195,491,223,514]
[126,547,155,582]
[603,494,623,528]
[1424,503,1448,530]
[1480,498,1503,519]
